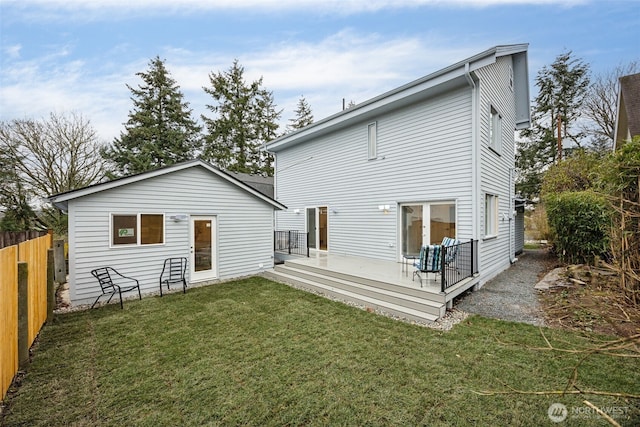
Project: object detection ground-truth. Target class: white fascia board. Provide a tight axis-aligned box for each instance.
[48,159,286,211]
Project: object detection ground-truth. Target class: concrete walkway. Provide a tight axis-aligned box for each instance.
[455,249,551,326]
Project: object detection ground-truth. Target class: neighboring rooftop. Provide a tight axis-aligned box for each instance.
[614,72,640,149]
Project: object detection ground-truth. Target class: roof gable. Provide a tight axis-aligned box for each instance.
[48,159,286,211]
[266,44,529,152]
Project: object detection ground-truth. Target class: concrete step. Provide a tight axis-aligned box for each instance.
[263,268,443,323]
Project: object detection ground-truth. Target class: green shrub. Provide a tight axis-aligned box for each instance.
[545,191,611,264]
[540,150,600,198]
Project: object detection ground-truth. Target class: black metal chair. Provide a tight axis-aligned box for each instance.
[90,267,142,309]
[159,257,187,296]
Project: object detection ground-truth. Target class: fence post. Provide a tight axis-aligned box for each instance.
[53,240,66,284]
[47,248,55,324]
[288,230,292,255]
[17,262,29,369]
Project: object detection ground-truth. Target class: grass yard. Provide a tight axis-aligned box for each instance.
[2,277,639,426]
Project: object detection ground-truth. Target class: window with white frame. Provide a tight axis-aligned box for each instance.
[485,194,498,238]
[489,106,502,153]
[111,213,164,246]
[509,66,514,92]
[367,122,377,159]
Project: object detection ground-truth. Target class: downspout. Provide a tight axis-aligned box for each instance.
[465,63,481,272]
[509,168,517,264]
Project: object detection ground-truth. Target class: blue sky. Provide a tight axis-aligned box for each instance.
[1,0,639,142]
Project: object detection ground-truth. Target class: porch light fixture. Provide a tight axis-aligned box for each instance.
[294,209,301,214]
[331,209,338,214]
[378,205,390,213]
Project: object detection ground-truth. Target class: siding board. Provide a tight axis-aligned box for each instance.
[68,166,276,305]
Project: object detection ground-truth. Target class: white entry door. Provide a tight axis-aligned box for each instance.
[190,216,217,282]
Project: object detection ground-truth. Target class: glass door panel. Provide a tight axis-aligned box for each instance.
[319,206,328,251]
[429,203,456,244]
[194,219,212,272]
[401,205,423,256]
[306,208,316,249]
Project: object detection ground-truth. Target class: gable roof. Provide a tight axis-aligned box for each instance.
[48,159,286,211]
[267,44,529,153]
[614,72,640,149]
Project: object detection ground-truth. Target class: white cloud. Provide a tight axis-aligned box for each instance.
[0,29,491,141]
[3,44,22,59]
[3,0,588,20]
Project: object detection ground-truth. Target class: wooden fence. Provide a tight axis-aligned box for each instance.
[0,245,18,402]
[0,234,52,400]
[0,230,49,249]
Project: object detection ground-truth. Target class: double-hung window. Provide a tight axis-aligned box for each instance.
[489,106,502,153]
[111,213,165,246]
[484,194,498,238]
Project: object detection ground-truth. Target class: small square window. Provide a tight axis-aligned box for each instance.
[141,214,164,244]
[489,106,502,153]
[112,215,137,245]
[368,122,377,159]
[485,194,498,237]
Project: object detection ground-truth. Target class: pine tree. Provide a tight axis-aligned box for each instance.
[102,56,201,177]
[516,51,590,199]
[286,96,314,133]
[201,60,281,176]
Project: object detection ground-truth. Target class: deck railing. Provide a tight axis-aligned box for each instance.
[440,240,478,292]
[274,230,309,257]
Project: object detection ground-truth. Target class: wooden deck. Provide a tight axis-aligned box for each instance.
[264,252,479,322]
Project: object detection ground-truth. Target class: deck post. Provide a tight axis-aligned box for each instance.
[440,246,446,293]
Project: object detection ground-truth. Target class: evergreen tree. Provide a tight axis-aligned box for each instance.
[201,60,281,176]
[516,51,590,199]
[103,56,201,177]
[286,96,314,133]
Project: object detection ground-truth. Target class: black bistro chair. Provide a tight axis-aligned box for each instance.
[159,257,188,296]
[90,267,142,309]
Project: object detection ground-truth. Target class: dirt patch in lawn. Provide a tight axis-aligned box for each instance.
[539,264,640,338]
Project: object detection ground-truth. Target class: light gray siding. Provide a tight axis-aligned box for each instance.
[68,166,275,305]
[476,55,517,280]
[275,86,474,261]
[274,53,523,286]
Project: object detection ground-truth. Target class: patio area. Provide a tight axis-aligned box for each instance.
[266,251,479,322]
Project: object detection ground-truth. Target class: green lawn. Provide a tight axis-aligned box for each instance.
[2,277,638,426]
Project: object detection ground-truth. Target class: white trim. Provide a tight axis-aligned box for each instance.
[49,159,286,211]
[367,122,377,159]
[489,104,502,154]
[190,215,218,282]
[484,193,499,239]
[397,200,457,260]
[109,212,166,248]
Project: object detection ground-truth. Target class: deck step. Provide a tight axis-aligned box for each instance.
[263,267,444,323]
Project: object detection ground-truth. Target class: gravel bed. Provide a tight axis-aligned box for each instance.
[455,249,550,326]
